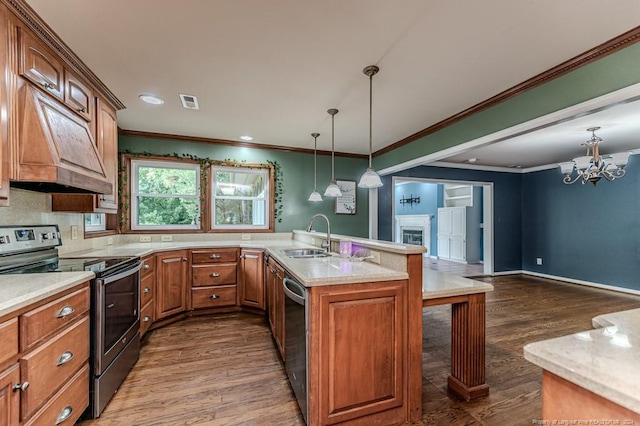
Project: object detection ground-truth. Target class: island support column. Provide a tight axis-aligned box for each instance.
[448,292,489,400]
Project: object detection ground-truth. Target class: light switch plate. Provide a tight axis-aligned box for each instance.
[369,250,381,264]
[70,226,78,240]
[140,236,152,242]
[161,235,173,242]
[241,234,251,240]
[107,237,114,245]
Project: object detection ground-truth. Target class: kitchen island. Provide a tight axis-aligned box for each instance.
[524,308,640,422]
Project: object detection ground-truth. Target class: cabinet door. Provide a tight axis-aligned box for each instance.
[18,27,64,101]
[156,251,189,320]
[64,69,93,122]
[451,207,466,236]
[437,208,452,235]
[267,260,277,335]
[240,250,264,309]
[95,97,118,212]
[0,364,20,426]
[274,262,285,360]
[450,237,466,262]
[437,237,450,259]
[0,7,8,207]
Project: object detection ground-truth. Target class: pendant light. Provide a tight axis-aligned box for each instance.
[358,65,383,188]
[324,108,342,197]
[308,132,323,202]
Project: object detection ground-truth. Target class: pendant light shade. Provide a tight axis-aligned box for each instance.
[358,65,383,188]
[324,108,342,197]
[308,132,323,202]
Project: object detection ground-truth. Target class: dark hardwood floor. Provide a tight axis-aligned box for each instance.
[80,275,640,426]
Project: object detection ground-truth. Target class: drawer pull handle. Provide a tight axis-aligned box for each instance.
[57,351,74,366]
[56,406,73,424]
[144,287,151,293]
[209,254,221,259]
[182,257,188,262]
[56,306,75,318]
[12,381,29,392]
[144,264,150,269]
[243,254,260,259]
[77,107,86,113]
[210,273,220,277]
[107,303,115,309]
[42,82,55,90]
[144,316,151,322]
[210,294,219,300]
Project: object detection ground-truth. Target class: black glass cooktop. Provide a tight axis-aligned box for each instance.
[2,256,138,277]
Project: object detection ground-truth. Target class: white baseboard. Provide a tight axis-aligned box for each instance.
[490,270,640,296]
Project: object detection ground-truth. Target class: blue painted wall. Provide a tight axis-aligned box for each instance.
[394,182,439,255]
[522,156,640,291]
[379,166,522,272]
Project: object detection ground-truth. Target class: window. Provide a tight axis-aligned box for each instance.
[211,165,270,230]
[131,159,200,230]
[85,213,106,232]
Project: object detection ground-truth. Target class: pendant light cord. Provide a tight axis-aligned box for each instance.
[369,71,373,168]
[331,112,336,181]
[313,133,318,190]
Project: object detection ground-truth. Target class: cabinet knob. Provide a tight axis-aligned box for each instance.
[56,305,75,318]
[144,287,150,293]
[182,258,188,261]
[56,406,73,425]
[144,316,151,322]
[12,381,29,392]
[210,273,220,278]
[209,294,219,300]
[209,254,221,259]
[144,264,150,269]
[42,82,55,90]
[56,351,74,366]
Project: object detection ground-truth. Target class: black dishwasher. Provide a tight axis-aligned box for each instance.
[283,277,308,423]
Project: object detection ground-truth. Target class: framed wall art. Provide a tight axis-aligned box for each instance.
[335,180,356,214]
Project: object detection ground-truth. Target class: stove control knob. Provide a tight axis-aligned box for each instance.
[41,233,51,240]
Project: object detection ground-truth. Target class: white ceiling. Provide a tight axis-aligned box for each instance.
[27,0,640,168]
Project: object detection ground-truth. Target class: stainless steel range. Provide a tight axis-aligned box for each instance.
[0,225,141,418]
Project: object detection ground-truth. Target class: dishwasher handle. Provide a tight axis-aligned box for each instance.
[283,278,306,306]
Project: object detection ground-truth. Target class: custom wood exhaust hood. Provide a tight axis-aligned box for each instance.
[12,84,112,195]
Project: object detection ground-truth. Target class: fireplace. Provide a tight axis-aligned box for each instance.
[395,214,431,254]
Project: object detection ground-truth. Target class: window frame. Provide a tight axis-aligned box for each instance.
[210,165,271,231]
[130,158,201,231]
[84,213,106,232]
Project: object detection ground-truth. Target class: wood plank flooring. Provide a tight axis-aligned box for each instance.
[80,275,640,426]
[425,258,484,277]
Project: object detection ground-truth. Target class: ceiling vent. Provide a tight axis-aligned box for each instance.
[179,93,199,110]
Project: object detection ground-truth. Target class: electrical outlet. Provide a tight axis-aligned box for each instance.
[161,235,173,242]
[70,226,78,240]
[140,236,152,242]
[241,234,251,240]
[536,257,543,265]
[370,250,381,264]
[107,237,114,245]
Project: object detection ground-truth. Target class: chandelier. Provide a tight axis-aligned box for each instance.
[558,127,631,186]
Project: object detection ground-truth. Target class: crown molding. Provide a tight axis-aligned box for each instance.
[1,0,125,110]
[374,25,640,158]
[118,129,369,159]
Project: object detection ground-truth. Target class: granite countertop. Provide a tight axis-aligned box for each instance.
[63,239,409,287]
[0,272,94,318]
[524,308,640,414]
[422,268,493,299]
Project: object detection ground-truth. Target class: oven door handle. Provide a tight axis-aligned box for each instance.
[97,261,143,285]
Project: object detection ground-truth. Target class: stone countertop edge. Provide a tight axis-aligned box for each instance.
[422,269,494,299]
[523,308,640,414]
[292,230,427,255]
[0,272,94,318]
[64,238,409,288]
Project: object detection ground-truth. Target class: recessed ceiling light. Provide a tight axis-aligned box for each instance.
[139,94,164,105]
[239,135,253,141]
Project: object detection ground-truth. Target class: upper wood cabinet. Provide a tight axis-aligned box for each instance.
[156,251,189,320]
[95,96,118,211]
[17,27,64,102]
[0,6,9,207]
[64,69,93,122]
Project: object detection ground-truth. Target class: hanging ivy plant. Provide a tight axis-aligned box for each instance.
[118,150,284,231]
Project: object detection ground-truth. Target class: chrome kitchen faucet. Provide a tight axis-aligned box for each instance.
[305,214,331,252]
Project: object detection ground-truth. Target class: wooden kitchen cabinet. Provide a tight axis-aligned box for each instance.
[64,68,93,122]
[17,26,64,102]
[240,249,264,310]
[308,280,409,425]
[0,6,9,207]
[156,250,189,320]
[190,248,239,310]
[140,255,156,337]
[0,281,90,425]
[266,257,285,360]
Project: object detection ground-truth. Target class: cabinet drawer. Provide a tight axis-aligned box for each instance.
[141,255,155,278]
[140,300,154,337]
[64,69,93,121]
[191,248,238,264]
[192,286,236,309]
[20,286,89,351]
[21,316,89,418]
[0,318,18,367]
[192,264,237,287]
[140,272,155,307]
[24,363,89,426]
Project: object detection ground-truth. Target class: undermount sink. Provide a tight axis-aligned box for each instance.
[281,248,330,258]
